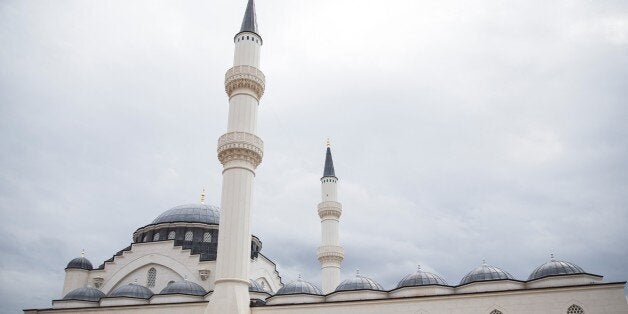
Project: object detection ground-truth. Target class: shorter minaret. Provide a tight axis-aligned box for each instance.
[317,140,344,294]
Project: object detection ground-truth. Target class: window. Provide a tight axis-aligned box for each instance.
[490,310,503,314]
[142,235,148,242]
[567,305,584,314]
[246,36,249,40]
[203,232,212,242]
[168,231,175,240]
[153,233,160,241]
[147,267,156,287]
[185,231,193,241]
[167,280,175,286]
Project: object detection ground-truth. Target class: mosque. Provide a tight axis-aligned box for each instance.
[24,0,628,313]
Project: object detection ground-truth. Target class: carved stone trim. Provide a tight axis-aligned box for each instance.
[225,65,265,99]
[318,201,342,219]
[217,132,264,168]
[317,245,344,265]
[199,269,211,281]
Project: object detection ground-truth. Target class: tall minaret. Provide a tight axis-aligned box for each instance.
[317,141,344,294]
[207,1,265,313]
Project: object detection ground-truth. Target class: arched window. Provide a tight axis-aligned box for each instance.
[167,280,175,286]
[184,231,193,241]
[167,231,175,240]
[567,305,584,314]
[203,232,212,242]
[490,310,503,314]
[142,235,148,242]
[153,233,160,241]
[147,267,156,287]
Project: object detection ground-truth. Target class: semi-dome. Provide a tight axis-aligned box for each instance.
[160,280,206,296]
[249,280,266,293]
[276,277,322,295]
[152,203,220,225]
[335,274,384,292]
[460,263,514,285]
[63,287,105,302]
[528,257,585,280]
[397,266,448,288]
[109,283,154,299]
[66,257,93,271]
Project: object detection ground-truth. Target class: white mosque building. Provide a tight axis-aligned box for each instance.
[24,1,628,313]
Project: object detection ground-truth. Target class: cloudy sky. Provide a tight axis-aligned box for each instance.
[1,0,628,312]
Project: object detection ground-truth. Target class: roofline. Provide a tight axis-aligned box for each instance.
[526,272,603,281]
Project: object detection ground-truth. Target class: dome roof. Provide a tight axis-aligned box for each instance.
[109,283,154,299]
[63,287,105,302]
[396,267,448,288]
[249,280,265,293]
[152,203,220,225]
[528,258,585,280]
[66,257,93,271]
[460,263,514,285]
[276,278,322,295]
[335,274,384,292]
[160,280,206,296]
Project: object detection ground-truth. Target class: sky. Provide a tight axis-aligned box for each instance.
[1,0,628,312]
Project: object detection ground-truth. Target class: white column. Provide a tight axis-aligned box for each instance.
[206,30,264,314]
[317,160,344,294]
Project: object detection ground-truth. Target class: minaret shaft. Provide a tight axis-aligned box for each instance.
[317,147,344,294]
[206,1,264,313]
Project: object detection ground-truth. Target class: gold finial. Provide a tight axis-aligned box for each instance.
[550,253,555,261]
[326,138,331,148]
[81,249,85,258]
[200,188,206,204]
[417,264,421,272]
[482,259,487,266]
[355,268,360,277]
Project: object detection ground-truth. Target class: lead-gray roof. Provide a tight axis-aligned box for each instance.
[66,257,93,270]
[63,287,105,302]
[459,264,514,285]
[160,280,206,296]
[151,203,220,225]
[239,0,258,35]
[276,278,322,295]
[323,147,336,178]
[335,275,384,292]
[528,259,585,280]
[396,269,449,288]
[108,283,154,299]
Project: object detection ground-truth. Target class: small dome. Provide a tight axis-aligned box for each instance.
[63,287,105,302]
[397,267,448,288]
[152,204,220,225]
[460,263,514,285]
[276,278,322,295]
[335,274,384,292]
[160,280,207,296]
[66,257,93,271]
[528,257,585,280]
[109,283,154,299]
[249,280,265,293]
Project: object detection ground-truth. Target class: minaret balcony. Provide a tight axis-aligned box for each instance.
[224,65,265,100]
[317,246,345,265]
[318,201,342,219]
[217,131,264,169]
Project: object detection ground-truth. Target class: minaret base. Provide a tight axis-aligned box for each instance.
[205,280,250,314]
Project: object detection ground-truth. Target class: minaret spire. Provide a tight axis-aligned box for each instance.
[317,141,344,294]
[239,0,258,35]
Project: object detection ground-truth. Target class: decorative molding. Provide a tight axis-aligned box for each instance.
[224,65,265,100]
[217,131,264,168]
[317,245,344,265]
[199,269,211,281]
[318,201,342,219]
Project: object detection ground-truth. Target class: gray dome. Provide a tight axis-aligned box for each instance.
[460,263,514,285]
[528,259,585,280]
[276,278,322,295]
[397,267,448,288]
[335,275,384,292]
[109,283,154,299]
[152,204,220,225]
[66,257,93,271]
[160,280,206,296]
[249,280,265,293]
[63,287,105,302]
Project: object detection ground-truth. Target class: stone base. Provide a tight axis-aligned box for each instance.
[205,280,250,314]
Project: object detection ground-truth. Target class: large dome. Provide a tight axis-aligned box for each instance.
[528,258,585,280]
[160,280,207,296]
[276,278,322,295]
[63,287,105,302]
[66,257,93,270]
[335,275,384,292]
[460,263,514,285]
[152,204,220,225]
[109,283,154,299]
[396,267,448,288]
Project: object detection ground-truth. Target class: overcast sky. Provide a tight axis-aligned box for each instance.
[1,0,628,312]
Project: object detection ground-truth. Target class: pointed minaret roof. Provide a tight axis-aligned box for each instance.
[239,0,259,35]
[323,146,336,178]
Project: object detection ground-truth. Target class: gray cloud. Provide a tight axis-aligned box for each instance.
[2,0,628,312]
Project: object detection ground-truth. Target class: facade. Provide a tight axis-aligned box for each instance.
[24,0,628,313]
